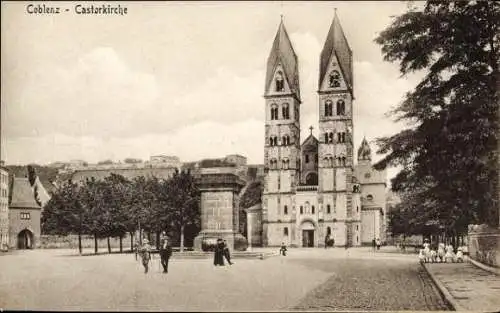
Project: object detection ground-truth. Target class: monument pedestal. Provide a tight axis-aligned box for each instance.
[193,168,248,251]
[468,224,500,268]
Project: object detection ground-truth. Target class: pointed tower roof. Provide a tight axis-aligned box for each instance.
[319,11,353,94]
[357,137,371,161]
[265,19,300,100]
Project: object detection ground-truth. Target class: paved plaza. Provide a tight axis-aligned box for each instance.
[1,248,448,311]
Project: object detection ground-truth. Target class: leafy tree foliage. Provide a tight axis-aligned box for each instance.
[41,172,201,253]
[375,1,499,235]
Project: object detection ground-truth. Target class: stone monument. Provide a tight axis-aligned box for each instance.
[193,167,248,251]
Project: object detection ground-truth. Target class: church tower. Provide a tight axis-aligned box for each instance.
[262,19,301,246]
[317,12,356,246]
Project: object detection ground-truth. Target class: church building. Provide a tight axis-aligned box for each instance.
[260,13,387,247]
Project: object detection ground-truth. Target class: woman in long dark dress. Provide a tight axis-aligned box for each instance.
[213,238,225,266]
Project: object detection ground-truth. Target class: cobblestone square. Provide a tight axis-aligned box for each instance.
[1,248,448,311]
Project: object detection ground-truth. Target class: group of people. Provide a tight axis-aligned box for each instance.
[136,231,173,274]
[213,238,233,266]
[419,239,464,263]
[372,238,382,251]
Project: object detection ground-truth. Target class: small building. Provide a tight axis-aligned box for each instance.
[0,167,9,250]
[9,177,42,249]
[149,155,181,168]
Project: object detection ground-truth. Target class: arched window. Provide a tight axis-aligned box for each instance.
[325,100,333,117]
[337,132,346,143]
[300,206,304,214]
[328,132,334,143]
[271,104,279,120]
[367,194,374,201]
[312,205,315,214]
[282,135,290,146]
[282,103,290,119]
[327,204,332,214]
[305,155,309,163]
[342,157,346,167]
[282,158,289,169]
[275,71,284,92]
[336,99,345,116]
[284,205,288,215]
[284,227,289,236]
[327,226,332,236]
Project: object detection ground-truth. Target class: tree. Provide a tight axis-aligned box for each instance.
[41,179,88,254]
[374,1,499,234]
[165,171,200,252]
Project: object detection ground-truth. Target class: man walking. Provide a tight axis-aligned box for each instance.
[376,238,381,251]
[223,240,233,265]
[140,238,152,274]
[159,232,173,273]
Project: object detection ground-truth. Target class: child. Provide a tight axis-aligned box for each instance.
[418,249,426,263]
[279,242,287,256]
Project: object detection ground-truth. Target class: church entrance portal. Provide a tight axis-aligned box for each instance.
[302,230,314,247]
[17,229,34,249]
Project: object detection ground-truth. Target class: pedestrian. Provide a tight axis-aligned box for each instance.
[159,232,172,273]
[324,234,330,249]
[134,240,139,261]
[213,238,225,266]
[223,240,234,265]
[372,238,376,251]
[279,242,287,256]
[140,238,152,274]
[376,238,381,250]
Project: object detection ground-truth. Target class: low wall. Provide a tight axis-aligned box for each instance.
[468,224,500,268]
[38,234,134,250]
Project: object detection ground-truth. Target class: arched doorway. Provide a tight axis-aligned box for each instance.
[17,229,34,249]
[301,221,315,247]
[305,172,318,185]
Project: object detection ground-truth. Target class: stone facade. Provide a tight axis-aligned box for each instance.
[193,168,248,251]
[0,168,9,250]
[260,15,386,247]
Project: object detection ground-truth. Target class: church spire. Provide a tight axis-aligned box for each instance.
[357,137,371,161]
[265,19,300,101]
[319,10,353,95]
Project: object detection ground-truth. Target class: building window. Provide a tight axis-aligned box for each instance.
[365,173,371,178]
[327,226,332,236]
[284,205,288,215]
[284,227,289,236]
[336,99,345,115]
[356,225,359,231]
[327,204,331,214]
[337,132,346,143]
[20,212,31,220]
[282,135,290,146]
[271,104,279,120]
[329,70,340,88]
[305,155,309,163]
[270,136,278,146]
[325,100,333,117]
[367,195,374,201]
[300,206,303,214]
[282,103,290,119]
[328,132,334,144]
[275,71,284,92]
[357,206,359,212]
[312,205,315,214]
[282,159,289,170]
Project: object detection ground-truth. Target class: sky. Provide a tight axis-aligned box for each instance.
[1,1,423,183]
